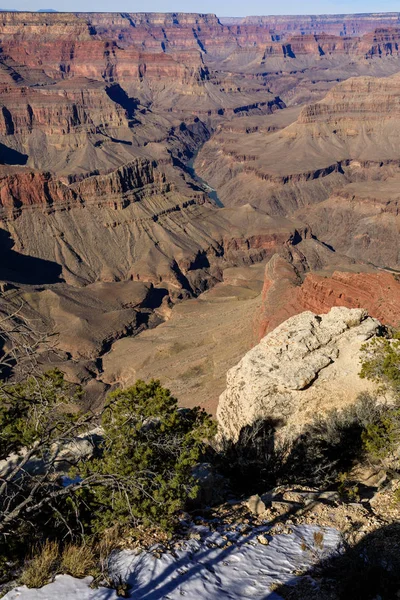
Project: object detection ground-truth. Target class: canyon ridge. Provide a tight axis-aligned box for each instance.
[2,11,400,412]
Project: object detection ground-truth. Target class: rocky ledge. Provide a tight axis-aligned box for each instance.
[217,307,381,441]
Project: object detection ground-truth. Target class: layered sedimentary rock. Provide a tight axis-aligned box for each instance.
[256,255,400,340]
[196,72,400,272]
[0,173,307,291]
[222,14,400,37]
[296,178,400,269]
[2,11,400,412]
[218,307,381,441]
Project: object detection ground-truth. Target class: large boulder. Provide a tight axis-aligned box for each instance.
[217,307,381,441]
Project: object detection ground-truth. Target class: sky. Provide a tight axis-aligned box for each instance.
[2,0,400,16]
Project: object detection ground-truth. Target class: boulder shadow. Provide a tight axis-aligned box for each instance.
[0,229,63,284]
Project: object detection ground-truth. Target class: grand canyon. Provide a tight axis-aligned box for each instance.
[2,9,400,599]
[2,10,400,411]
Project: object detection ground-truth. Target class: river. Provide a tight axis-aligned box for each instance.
[186,155,224,208]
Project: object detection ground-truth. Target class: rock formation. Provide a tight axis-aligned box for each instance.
[196,72,400,272]
[1,11,400,412]
[217,307,381,441]
[256,255,400,339]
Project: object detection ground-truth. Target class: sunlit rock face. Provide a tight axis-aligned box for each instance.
[217,307,381,441]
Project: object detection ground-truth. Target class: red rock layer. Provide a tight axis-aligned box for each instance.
[298,270,400,327]
[0,171,78,211]
[257,258,400,340]
[0,11,399,89]
[0,158,169,214]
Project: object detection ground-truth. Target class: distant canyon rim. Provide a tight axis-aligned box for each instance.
[2,11,400,412]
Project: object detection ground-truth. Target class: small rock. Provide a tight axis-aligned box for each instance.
[364,469,387,488]
[260,491,274,506]
[257,534,270,545]
[247,494,266,515]
[309,491,340,504]
[271,500,301,515]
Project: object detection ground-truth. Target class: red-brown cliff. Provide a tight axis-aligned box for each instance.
[257,256,400,340]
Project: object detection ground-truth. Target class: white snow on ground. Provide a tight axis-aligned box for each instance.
[4,576,119,599]
[4,524,341,600]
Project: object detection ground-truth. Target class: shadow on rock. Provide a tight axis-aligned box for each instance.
[0,142,28,165]
[0,229,63,284]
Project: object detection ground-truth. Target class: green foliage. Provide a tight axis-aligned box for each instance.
[0,368,83,458]
[78,380,216,532]
[0,372,216,584]
[362,408,400,462]
[358,331,400,467]
[337,472,360,502]
[0,370,87,577]
[360,335,400,393]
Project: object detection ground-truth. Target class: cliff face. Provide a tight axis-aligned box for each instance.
[256,254,400,340]
[0,158,171,213]
[298,72,400,124]
[218,307,382,441]
[227,13,400,36]
[2,11,400,413]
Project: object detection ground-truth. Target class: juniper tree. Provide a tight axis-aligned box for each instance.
[0,371,215,571]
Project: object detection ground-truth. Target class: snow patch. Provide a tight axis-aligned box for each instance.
[4,524,341,600]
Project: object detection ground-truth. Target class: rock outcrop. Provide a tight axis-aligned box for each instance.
[217,307,381,441]
[3,11,400,418]
[257,254,400,339]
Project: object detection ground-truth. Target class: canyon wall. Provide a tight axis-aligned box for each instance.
[1,12,400,411]
[256,255,400,340]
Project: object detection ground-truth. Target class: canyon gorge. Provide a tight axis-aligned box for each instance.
[2,11,400,412]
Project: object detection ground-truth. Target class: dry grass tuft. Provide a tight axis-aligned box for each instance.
[20,541,59,588]
[61,543,97,579]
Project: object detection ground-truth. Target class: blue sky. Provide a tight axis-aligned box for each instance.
[3,0,400,16]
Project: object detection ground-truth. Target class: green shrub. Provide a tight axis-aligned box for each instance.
[0,369,87,558]
[358,332,400,467]
[77,380,216,533]
[0,373,216,579]
[337,472,360,502]
[0,368,83,459]
[362,408,400,462]
[360,334,400,393]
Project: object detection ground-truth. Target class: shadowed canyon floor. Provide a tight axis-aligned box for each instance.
[2,11,400,410]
